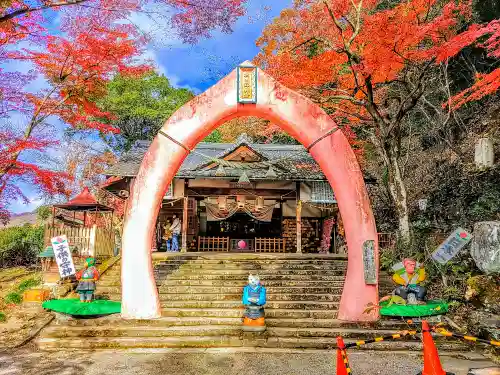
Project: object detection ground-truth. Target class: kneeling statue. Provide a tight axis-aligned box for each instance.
[242,274,266,332]
[392,258,427,304]
[76,257,100,303]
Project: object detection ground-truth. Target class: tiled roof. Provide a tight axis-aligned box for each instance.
[105,135,327,181]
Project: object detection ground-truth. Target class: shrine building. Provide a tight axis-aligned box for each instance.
[103,133,374,254]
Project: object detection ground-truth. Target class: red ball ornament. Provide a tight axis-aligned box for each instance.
[238,240,247,249]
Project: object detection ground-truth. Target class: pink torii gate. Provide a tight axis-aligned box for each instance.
[120,62,379,321]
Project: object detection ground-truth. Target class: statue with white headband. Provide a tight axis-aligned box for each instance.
[242,274,267,331]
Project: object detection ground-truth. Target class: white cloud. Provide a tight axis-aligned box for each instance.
[139,47,201,94]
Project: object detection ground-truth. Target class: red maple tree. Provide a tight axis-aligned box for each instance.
[0,14,148,221]
[0,0,248,222]
[254,0,495,241]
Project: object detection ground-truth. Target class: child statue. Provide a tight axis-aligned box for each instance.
[75,257,100,303]
[242,274,267,331]
[392,258,427,304]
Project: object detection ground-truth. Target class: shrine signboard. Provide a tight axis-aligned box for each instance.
[362,240,377,285]
[51,235,76,278]
[237,65,257,104]
[432,228,472,264]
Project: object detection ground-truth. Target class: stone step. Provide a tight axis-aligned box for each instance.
[125,261,346,267]
[154,269,346,277]
[152,263,347,270]
[157,275,346,281]
[159,300,340,309]
[98,293,342,302]
[104,268,347,277]
[55,316,410,329]
[151,253,347,261]
[153,257,347,262]
[160,308,338,319]
[97,285,345,295]
[98,280,345,287]
[36,336,470,351]
[40,325,406,339]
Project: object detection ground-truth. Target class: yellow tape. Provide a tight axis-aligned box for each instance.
[436,329,453,337]
[375,337,384,342]
[491,340,500,347]
[392,334,401,339]
[464,336,477,342]
[356,340,365,346]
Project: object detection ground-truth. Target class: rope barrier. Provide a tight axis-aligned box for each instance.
[434,327,500,347]
[340,348,353,374]
[343,330,418,349]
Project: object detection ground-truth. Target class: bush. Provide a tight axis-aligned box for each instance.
[18,278,41,292]
[0,225,44,267]
[0,312,6,322]
[4,292,22,305]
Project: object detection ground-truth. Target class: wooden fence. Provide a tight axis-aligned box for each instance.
[378,232,396,251]
[197,237,230,251]
[44,224,115,260]
[197,237,286,252]
[255,238,286,253]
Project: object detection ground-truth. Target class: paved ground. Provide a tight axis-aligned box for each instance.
[0,346,496,375]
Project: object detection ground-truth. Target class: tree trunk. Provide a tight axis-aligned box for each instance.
[371,134,411,243]
[387,150,411,243]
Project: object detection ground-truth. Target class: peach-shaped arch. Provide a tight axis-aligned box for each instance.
[121,62,379,321]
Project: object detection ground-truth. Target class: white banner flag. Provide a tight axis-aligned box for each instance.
[51,235,76,278]
[432,228,473,265]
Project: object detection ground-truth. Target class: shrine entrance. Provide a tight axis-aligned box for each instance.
[120,61,379,322]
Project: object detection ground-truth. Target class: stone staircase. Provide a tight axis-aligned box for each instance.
[36,253,468,352]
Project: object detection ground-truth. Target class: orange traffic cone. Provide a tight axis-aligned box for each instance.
[418,320,455,375]
[336,336,350,375]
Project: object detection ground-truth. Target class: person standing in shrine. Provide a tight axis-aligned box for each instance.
[163,219,173,252]
[170,214,181,252]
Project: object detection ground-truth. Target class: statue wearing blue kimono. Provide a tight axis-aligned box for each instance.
[242,274,267,331]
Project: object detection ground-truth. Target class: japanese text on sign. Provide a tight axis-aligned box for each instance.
[238,66,257,103]
[362,240,377,285]
[432,228,472,265]
[51,235,76,278]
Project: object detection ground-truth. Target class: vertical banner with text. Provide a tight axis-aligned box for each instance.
[51,235,76,278]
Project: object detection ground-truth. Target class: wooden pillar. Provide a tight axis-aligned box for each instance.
[296,182,302,253]
[181,196,189,252]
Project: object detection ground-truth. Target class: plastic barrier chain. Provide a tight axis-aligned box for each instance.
[434,327,500,347]
[343,330,418,349]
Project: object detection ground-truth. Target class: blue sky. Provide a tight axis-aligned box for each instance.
[8,0,292,214]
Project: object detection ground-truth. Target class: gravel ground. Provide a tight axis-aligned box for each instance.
[0,346,496,375]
